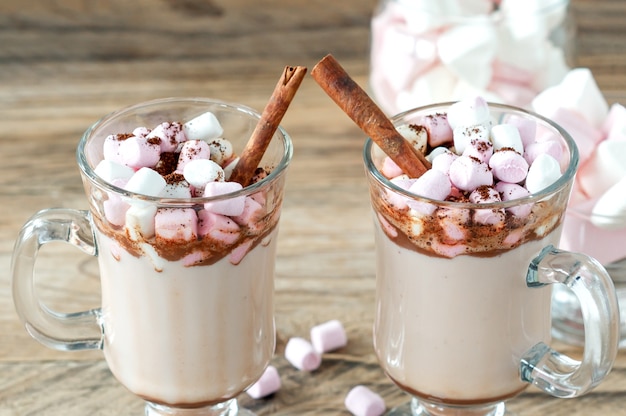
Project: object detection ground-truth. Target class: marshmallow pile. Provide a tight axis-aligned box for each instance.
[377,95,567,257]
[94,111,274,268]
[370,0,572,115]
[245,320,385,415]
[531,68,626,230]
[530,68,626,264]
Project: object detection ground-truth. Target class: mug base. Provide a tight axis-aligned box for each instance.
[145,398,255,416]
[387,397,507,416]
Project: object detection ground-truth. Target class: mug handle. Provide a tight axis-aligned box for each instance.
[11,208,103,351]
[521,244,620,397]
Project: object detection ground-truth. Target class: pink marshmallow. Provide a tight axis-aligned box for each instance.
[437,207,470,243]
[119,136,161,169]
[103,194,130,226]
[549,107,603,164]
[197,210,241,245]
[491,60,534,87]
[232,197,265,231]
[523,137,564,165]
[489,150,529,183]
[344,385,386,416]
[284,337,321,372]
[603,103,626,141]
[176,140,211,173]
[385,177,414,210]
[147,121,187,153]
[422,112,453,147]
[469,186,505,225]
[449,155,493,192]
[381,156,404,179]
[310,320,348,354]
[203,181,246,216]
[155,208,198,242]
[103,133,127,164]
[246,366,281,399]
[407,169,452,215]
[495,182,533,218]
[229,238,254,265]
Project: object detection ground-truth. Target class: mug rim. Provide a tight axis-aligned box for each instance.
[77,97,293,207]
[363,101,580,210]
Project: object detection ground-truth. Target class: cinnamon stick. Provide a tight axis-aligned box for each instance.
[230,65,307,187]
[311,54,430,178]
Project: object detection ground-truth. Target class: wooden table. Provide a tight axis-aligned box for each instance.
[1,1,626,414]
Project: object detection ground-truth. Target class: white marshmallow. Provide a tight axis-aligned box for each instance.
[94,160,135,183]
[207,137,234,166]
[447,96,491,130]
[525,154,562,194]
[183,158,224,189]
[453,123,490,155]
[125,204,157,240]
[437,24,497,89]
[125,167,167,197]
[397,65,457,111]
[532,68,609,128]
[490,124,524,154]
[183,111,224,141]
[591,177,626,229]
[397,124,427,154]
[160,180,192,199]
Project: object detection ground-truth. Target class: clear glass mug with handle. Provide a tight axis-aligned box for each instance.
[363,102,620,416]
[11,97,292,416]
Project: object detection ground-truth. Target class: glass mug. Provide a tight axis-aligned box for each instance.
[363,102,620,415]
[552,203,626,347]
[11,98,292,416]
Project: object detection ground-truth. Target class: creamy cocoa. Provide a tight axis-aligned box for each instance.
[97,231,276,407]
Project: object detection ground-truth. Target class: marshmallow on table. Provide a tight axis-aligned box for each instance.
[345,385,386,416]
[284,337,321,372]
[310,320,348,354]
[591,177,626,229]
[246,365,281,399]
[183,111,224,141]
[603,103,626,140]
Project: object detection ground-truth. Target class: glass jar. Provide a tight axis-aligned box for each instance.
[369,0,577,115]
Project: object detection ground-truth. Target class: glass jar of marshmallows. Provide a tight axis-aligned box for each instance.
[369,0,577,115]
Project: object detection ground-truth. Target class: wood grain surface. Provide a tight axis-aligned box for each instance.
[1,0,626,415]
